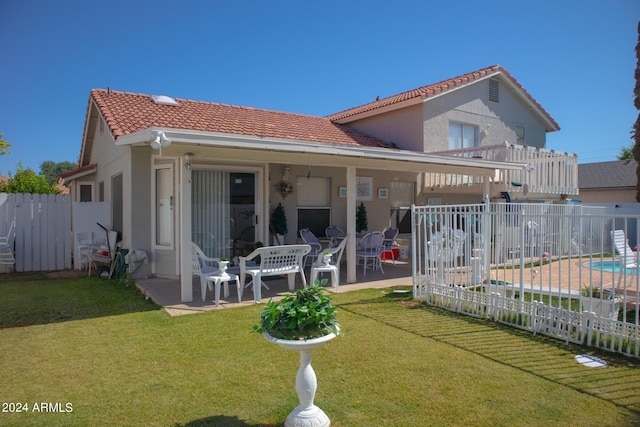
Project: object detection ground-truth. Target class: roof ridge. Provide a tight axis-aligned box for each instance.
[91,88,326,121]
[325,65,559,131]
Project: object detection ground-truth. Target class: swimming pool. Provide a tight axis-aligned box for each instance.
[583,260,640,275]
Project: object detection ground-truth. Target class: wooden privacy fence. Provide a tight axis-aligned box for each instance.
[0,193,72,272]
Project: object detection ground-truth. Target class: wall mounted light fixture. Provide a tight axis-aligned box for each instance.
[184,152,194,170]
[283,166,290,181]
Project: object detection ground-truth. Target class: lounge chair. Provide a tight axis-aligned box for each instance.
[611,229,638,268]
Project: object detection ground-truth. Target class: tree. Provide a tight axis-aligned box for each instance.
[40,160,76,185]
[0,164,60,194]
[0,133,10,156]
[618,145,634,160]
[356,202,368,233]
[633,21,640,201]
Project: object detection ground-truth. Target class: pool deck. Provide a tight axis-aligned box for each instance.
[491,257,640,310]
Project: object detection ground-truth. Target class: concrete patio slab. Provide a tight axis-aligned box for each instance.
[135,259,413,316]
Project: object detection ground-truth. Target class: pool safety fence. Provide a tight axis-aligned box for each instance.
[411,202,640,358]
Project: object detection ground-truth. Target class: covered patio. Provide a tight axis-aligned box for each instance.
[136,258,413,316]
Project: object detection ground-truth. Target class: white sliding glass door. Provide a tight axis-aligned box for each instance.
[192,169,257,259]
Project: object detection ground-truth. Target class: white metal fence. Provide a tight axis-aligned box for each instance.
[0,193,72,272]
[412,202,640,358]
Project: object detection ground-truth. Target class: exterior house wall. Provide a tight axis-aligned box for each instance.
[129,146,153,277]
[423,78,548,152]
[340,104,424,151]
[88,119,130,228]
[271,164,421,243]
[578,189,636,204]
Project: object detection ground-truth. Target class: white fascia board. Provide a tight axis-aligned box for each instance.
[332,71,558,132]
[120,128,529,175]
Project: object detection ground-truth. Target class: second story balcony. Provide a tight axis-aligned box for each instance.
[425,143,579,198]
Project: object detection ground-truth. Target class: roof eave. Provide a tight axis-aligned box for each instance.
[118,128,530,176]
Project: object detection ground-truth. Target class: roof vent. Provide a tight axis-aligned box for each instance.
[489,79,499,102]
[150,95,179,106]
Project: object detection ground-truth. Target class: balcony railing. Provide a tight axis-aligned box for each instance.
[425,143,578,197]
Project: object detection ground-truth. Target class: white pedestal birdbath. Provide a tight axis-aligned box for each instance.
[264,332,336,427]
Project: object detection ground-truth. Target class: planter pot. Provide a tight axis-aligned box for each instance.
[264,332,336,427]
[321,254,331,266]
[219,261,229,274]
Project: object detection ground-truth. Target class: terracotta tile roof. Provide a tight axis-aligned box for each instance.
[90,89,384,148]
[326,65,560,131]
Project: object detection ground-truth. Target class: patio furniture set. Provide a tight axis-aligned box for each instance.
[192,225,400,306]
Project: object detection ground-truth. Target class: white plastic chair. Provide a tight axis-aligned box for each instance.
[380,227,399,266]
[311,236,347,290]
[611,229,638,268]
[192,242,239,303]
[356,231,384,275]
[325,225,346,247]
[76,231,93,270]
[300,228,324,267]
[0,220,15,266]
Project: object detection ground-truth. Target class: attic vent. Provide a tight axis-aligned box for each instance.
[489,79,499,102]
[150,95,179,106]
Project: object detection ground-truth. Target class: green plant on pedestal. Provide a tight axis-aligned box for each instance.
[356,202,368,233]
[253,282,342,340]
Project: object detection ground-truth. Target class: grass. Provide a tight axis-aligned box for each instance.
[1,273,640,426]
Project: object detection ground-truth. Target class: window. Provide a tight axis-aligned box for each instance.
[516,125,526,145]
[297,177,330,237]
[449,122,478,150]
[155,164,175,248]
[111,174,123,234]
[489,79,499,102]
[79,184,93,202]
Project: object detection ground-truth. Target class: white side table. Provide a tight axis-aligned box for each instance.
[310,262,339,291]
[204,272,240,307]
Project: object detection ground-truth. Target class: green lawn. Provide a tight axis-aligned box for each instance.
[1,273,640,426]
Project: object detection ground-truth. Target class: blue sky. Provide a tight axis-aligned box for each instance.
[0,0,639,175]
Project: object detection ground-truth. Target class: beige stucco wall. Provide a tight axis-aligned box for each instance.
[341,104,424,151]
[423,77,549,152]
[578,188,636,204]
[269,164,421,243]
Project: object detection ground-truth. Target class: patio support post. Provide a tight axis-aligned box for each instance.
[346,166,356,284]
[180,159,193,302]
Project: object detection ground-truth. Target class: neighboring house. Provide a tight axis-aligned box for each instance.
[60,65,577,302]
[578,160,638,203]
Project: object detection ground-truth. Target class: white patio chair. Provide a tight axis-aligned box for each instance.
[356,231,384,275]
[611,229,638,268]
[380,227,399,266]
[325,225,346,247]
[192,242,239,303]
[300,228,325,267]
[0,220,16,266]
[311,236,347,290]
[76,231,93,271]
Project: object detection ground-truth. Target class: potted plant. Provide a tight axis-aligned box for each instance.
[275,180,294,199]
[219,257,229,273]
[356,202,368,233]
[271,202,288,245]
[254,284,341,427]
[321,250,332,266]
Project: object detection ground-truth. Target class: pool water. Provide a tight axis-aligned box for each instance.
[584,260,640,275]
